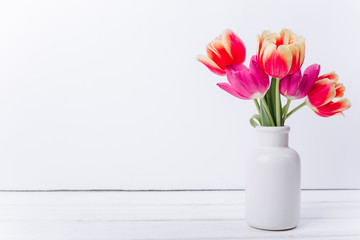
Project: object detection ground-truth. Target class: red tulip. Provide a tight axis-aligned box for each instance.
[197,29,246,76]
[306,72,351,117]
[257,29,305,78]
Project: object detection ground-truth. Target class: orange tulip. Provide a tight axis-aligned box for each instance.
[306,72,351,117]
[197,29,246,76]
[257,29,305,78]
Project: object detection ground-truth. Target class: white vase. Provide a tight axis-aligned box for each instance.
[245,126,301,230]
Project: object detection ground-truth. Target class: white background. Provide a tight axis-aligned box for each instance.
[0,0,358,190]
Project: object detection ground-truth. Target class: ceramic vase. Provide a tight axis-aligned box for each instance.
[245,126,301,230]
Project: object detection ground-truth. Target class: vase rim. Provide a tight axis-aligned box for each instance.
[256,125,290,133]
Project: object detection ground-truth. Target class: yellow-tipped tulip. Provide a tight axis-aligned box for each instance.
[257,29,305,78]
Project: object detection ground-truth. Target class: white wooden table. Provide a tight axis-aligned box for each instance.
[0,190,359,239]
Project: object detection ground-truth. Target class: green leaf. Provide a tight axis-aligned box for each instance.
[260,100,273,126]
[250,114,261,128]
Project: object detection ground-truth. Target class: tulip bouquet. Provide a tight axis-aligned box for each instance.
[197,29,351,127]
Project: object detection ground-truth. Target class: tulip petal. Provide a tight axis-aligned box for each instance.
[257,30,276,70]
[335,83,345,98]
[287,44,300,75]
[307,79,336,107]
[297,36,306,70]
[223,29,246,64]
[249,55,270,96]
[206,43,226,70]
[279,29,297,45]
[257,31,274,71]
[318,72,338,81]
[280,29,290,45]
[256,34,263,62]
[207,38,233,68]
[226,64,254,97]
[285,69,302,98]
[287,36,305,75]
[296,64,320,99]
[197,55,226,76]
[225,64,249,89]
[217,83,249,100]
[263,45,292,78]
[280,75,291,97]
[312,99,351,117]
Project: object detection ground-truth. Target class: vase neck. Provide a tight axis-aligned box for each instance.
[256,126,290,147]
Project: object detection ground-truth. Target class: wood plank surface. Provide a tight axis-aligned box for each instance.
[0,190,359,240]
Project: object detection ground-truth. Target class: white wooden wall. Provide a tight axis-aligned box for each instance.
[0,0,359,190]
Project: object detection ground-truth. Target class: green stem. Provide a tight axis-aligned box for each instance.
[282,99,292,125]
[260,98,275,126]
[285,102,306,120]
[253,99,260,113]
[275,78,282,126]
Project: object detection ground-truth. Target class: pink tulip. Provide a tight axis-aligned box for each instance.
[280,64,320,100]
[306,72,351,117]
[217,56,269,100]
[257,29,305,78]
[197,29,246,76]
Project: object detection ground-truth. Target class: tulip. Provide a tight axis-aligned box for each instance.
[257,29,305,78]
[280,64,320,100]
[306,72,351,117]
[197,29,246,76]
[216,55,269,100]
